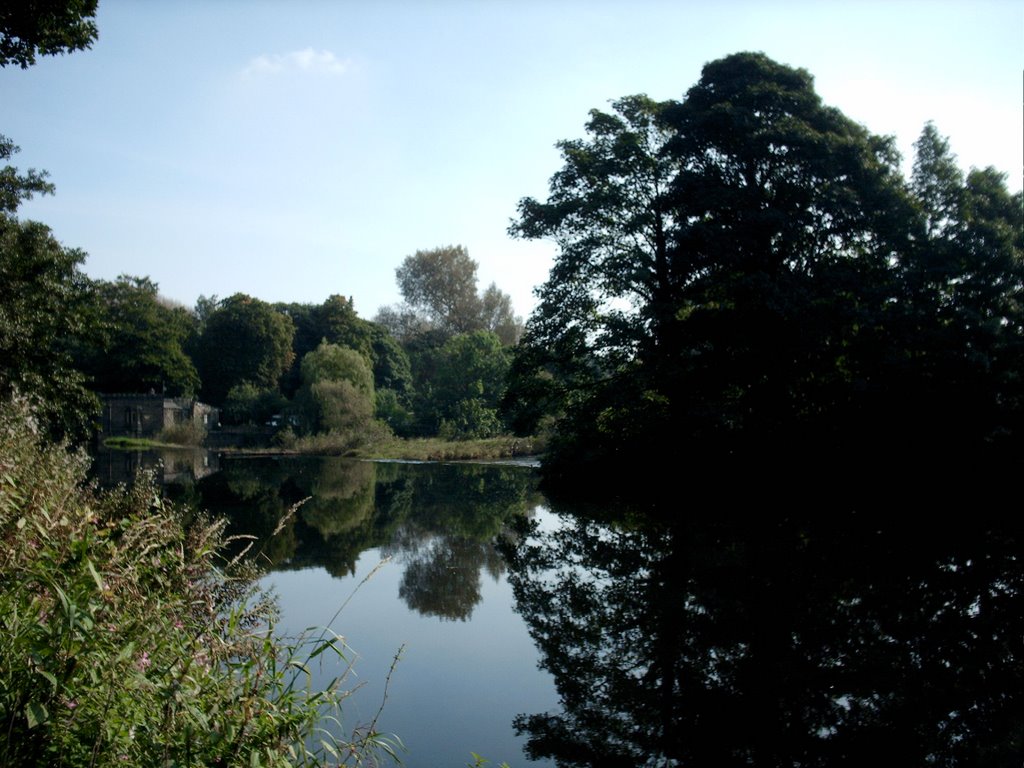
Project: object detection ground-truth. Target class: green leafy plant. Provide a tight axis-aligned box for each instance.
[0,394,401,766]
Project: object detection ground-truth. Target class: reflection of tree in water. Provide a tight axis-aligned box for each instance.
[504,504,1024,766]
[384,527,509,621]
[379,464,538,620]
[292,459,388,578]
[176,459,300,566]
[300,461,376,552]
[397,537,492,621]
[184,457,543,616]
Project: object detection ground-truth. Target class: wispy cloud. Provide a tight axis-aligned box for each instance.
[241,48,351,78]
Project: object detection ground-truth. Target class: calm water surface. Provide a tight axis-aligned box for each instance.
[168,454,560,767]
[102,449,1023,766]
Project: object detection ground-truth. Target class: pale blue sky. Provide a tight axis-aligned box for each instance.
[4,1,1021,321]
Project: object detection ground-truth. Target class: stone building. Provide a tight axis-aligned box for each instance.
[98,393,219,439]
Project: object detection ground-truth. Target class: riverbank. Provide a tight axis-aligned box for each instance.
[105,432,544,463]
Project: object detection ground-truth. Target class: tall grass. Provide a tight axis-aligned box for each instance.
[0,395,401,767]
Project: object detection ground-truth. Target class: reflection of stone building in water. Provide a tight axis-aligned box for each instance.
[92,446,220,488]
[98,393,219,439]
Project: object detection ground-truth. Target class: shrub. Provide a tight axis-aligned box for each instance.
[0,396,400,767]
[157,419,207,446]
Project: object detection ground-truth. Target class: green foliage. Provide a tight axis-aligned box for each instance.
[300,341,374,396]
[293,341,378,443]
[0,0,98,68]
[223,382,288,426]
[395,245,483,335]
[0,136,97,442]
[195,294,295,406]
[0,212,97,442]
[1,135,55,213]
[375,387,415,435]
[386,245,522,343]
[278,296,414,401]
[0,396,400,766]
[432,331,510,439]
[510,52,1023,482]
[77,275,201,396]
[309,380,375,437]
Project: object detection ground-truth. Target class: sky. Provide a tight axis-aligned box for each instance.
[3,0,1021,322]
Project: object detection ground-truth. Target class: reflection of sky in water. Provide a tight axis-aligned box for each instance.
[262,509,560,767]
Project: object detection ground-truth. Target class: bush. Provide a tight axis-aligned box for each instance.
[0,396,400,767]
[223,383,288,426]
[157,419,207,446]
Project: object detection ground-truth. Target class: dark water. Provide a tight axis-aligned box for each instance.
[106,450,1023,766]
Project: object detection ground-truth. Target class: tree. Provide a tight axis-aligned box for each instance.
[388,245,522,343]
[293,340,376,436]
[1,136,54,213]
[509,52,1020,483]
[506,93,677,441]
[431,331,510,439]
[222,382,287,426]
[0,138,95,440]
[480,282,522,345]
[0,0,99,68]
[0,214,96,440]
[194,294,295,405]
[395,245,483,335]
[892,125,1024,447]
[77,275,200,396]
[278,295,413,400]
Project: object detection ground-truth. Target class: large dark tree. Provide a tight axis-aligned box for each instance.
[193,294,295,405]
[76,275,200,396]
[509,52,1022,486]
[0,0,98,69]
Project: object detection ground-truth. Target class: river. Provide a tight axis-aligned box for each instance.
[97,448,1024,766]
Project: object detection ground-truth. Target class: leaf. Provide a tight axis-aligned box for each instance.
[25,701,49,729]
[86,559,104,591]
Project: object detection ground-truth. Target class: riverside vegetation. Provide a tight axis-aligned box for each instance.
[0,396,402,767]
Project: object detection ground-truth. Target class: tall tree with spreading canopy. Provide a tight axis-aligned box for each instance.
[395,245,483,335]
[509,52,1022,485]
[384,245,522,344]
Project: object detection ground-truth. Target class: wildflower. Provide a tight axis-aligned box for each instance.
[136,651,151,671]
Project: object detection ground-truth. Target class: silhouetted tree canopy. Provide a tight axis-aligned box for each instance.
[0,0,98,68]
[508,52,1023,488]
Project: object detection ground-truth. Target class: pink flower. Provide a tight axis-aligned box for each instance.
[135,651,151,671]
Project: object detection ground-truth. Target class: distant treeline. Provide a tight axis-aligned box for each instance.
[3,50,1021,494]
